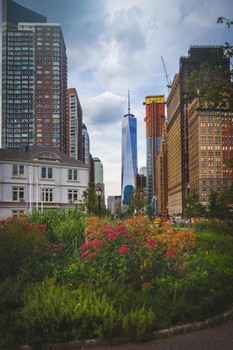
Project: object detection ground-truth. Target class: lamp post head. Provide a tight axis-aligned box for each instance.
[96,187,102,197]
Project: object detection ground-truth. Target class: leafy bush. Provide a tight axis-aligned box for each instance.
[0,218,47,280]
[1,214,233,347]
[27,209,86,254]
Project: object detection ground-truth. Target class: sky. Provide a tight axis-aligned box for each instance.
[1,0,233,200]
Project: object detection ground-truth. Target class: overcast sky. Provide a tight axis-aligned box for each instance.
[1,0,233,199]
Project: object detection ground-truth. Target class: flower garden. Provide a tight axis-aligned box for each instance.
[0,210,233,347]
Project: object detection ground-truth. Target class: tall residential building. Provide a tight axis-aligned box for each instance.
[82,123,90,167]
[67,88,82,160]
[93,157,103,184]
[157,122,168,216]
[121,94,137,205]
[1,0,67,152]
[167,73,183,215]
[188,99,233,202]
[143,95,165,213]
[167,46,229,214]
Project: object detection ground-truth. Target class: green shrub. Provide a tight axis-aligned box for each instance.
[0,219,47,280]
[27,209,86,254]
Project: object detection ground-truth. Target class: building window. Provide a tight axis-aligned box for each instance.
[41,188,53,202]
[41,167,53,179]
[12,187,25,201]
[68,169,78,181]
[12,210,25,218]
[12,164,24,177]
[68,189,78,202]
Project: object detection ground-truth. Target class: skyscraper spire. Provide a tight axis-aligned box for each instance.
[128,90,130,115]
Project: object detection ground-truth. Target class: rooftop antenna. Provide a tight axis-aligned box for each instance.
[128,90,130,114]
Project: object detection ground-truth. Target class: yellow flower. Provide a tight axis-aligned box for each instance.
[71,263,75,268]
[203,270,208,275]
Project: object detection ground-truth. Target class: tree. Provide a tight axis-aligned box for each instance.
[184,193,206,222]
[128,187,148,215]
[216,183,233,222]
[208,191,219,219]
[80,182,98,217]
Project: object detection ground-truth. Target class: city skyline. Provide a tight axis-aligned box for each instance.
[0,0,233,199]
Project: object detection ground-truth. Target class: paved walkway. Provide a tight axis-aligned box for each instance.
[87,320,233,350]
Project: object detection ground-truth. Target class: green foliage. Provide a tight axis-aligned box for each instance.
[216,183,233,221]
[1,214,233,347]
[184,193,206,219]
[80,182,98,216]
[194,220,233,236]
[0,219,46,280]
[127,187,148,215]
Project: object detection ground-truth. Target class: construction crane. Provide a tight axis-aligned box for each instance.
[161,56,171,90]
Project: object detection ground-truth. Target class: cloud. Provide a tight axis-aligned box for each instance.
[83,91,126,125]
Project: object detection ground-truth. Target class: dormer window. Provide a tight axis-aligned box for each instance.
[34,152,60,162]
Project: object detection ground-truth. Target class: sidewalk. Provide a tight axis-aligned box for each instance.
[85,320,233,350]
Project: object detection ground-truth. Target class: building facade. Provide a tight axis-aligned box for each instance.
[157,122,168,216]
[107,195,121,216]
[82,123,90,167]
[1,0,68,153]
[188,99,233,202]
[167,46,229,214]
[0,146,89,219]
[67,88,83,161]
[144,95,165,212]
[93,157,103,184]
[121,110,137,205]
[167,74,183,215]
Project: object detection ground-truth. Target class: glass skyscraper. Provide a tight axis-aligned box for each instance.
[1,0,67,152]
[121,102,137,205]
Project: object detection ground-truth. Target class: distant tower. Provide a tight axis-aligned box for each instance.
[93,157,103,184]
[121,91,137,205]
[67,88,83,161]
[82,123,90,166]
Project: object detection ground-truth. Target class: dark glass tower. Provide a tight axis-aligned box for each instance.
[121,93,137,205]
[1,0,68,153]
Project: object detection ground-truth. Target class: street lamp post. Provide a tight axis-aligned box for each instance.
[96,186,102,218]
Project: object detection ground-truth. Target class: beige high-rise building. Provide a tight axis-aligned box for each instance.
[188,99,233,202]
[167,74,183,215]
[157,122,168,216]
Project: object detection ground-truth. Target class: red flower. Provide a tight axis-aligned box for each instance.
[164,249,178,259]
[118,245,130,254]
[143,282,151,288]
[146,240,156,248]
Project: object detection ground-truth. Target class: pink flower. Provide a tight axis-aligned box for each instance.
[81,250,89,258]
[164,249,178,259]
[93,240,102,247]
[107,233,118,240]
[146,240,156,248]
[118,245,130,254]
[88,252,96,259]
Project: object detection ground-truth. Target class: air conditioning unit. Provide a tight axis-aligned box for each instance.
[69,200,73,203]
[20,198,25,202]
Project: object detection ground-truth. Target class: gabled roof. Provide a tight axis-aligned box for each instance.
[0,146,88,168]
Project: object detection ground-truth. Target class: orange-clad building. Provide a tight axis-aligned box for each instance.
[143,95,165,213]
